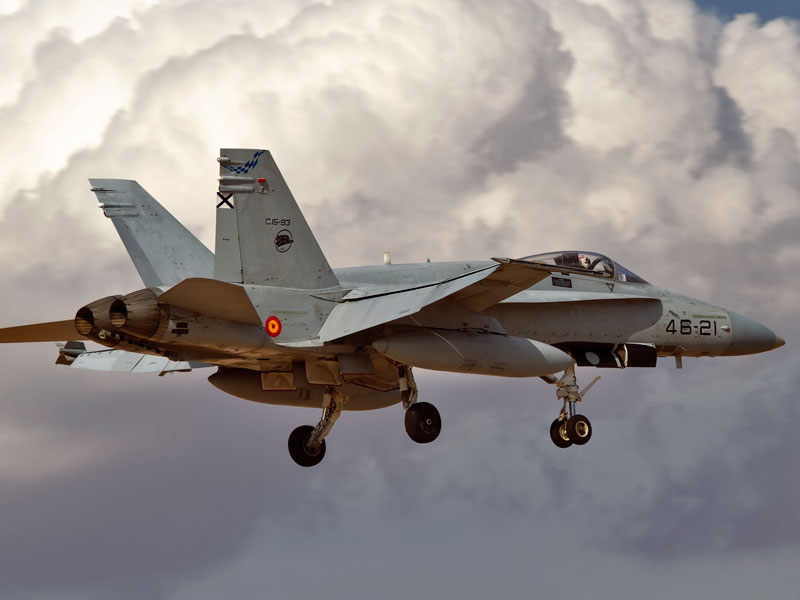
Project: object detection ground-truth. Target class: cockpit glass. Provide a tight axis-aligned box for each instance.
[518,251,648,284]
[614,262,648,284]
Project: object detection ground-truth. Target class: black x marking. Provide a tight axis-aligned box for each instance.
[216,192,234,209]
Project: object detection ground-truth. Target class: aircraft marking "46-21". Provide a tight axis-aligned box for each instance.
[665,319,718,336]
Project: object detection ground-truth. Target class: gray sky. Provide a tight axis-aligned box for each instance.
[0,0,798,598]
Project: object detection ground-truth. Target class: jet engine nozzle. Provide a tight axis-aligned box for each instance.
[74,295,122,336]
[109,288,169,340]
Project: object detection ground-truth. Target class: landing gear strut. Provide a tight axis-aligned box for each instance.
[399,365,442,444]
[288,387,345,467]
[547,365,599,448]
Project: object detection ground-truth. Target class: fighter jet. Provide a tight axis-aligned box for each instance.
[0,149,786,466]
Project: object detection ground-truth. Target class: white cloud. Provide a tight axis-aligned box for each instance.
[0,0,799,596]
[715,15,800,158]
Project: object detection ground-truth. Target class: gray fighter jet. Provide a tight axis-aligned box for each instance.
[0,149,786,466]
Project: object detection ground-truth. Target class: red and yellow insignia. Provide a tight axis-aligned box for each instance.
[265,316,282,338]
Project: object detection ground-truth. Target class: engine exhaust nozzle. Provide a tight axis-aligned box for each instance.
[74,295,121,336]
[110,288,167,340]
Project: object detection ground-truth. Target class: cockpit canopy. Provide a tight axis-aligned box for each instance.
[518,251,648,284]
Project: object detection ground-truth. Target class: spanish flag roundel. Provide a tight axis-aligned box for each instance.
[265,316,282,338]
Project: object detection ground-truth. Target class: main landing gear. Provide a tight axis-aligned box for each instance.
[288,387,345,467]
[400,365,441,444]
[546,365,599,449]
[287,366,442,467]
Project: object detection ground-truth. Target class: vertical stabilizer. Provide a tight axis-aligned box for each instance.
[91,179,214,287]
[216,149,339,289]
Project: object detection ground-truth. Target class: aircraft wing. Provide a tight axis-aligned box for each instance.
[316,265,498,342]
[317,257,662,343]
[0,320,87,343]
[317,258,586,342]
[447,261,554,311]
[69,348,211,374]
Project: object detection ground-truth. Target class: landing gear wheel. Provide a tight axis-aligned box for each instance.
[550,418,572,448]
[566,414,592,446]
[288,425,326,467]
[405,402,441,444]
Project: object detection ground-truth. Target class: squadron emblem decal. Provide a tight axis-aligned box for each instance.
[265,316,282,338]
[275,229,294,253]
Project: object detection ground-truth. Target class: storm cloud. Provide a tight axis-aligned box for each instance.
[0,0,798,597]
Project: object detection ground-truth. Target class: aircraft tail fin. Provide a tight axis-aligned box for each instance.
[90,179,214,287]
[215,149,339,289]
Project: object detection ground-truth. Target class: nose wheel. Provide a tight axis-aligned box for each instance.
[566,414,592,444]
[546,365,598,449]
[549,418,572,448]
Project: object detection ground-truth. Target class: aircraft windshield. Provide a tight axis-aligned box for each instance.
[518,251,648,284]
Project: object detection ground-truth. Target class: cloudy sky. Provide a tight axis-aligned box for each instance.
[0,0,798,597]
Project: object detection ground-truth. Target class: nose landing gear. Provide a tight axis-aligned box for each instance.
[547,365,599,449]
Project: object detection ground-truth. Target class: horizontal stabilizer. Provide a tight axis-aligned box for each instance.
[0,320,86,343]
[70,349,210,374]
[157,278,262,325]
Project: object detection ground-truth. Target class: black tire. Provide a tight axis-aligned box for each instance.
[405,402,441,444]
[288,425,326,467]
[566,414,592,446]
[550,418,572,448]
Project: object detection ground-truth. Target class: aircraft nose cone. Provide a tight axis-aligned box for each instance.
[725,312,784,356]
